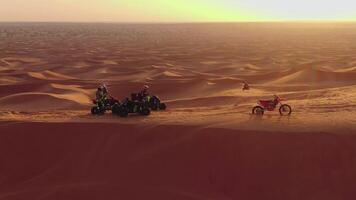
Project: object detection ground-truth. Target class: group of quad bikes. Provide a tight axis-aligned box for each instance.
[91,89,291,117]
[91,92,166,117]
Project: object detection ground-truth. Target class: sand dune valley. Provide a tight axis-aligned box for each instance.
[0,23,356,200]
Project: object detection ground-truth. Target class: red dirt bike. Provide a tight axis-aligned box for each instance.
[252,95,292,116]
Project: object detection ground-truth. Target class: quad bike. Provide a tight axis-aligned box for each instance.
[91,96,120,115]
[131,93,166,111]
[112,98,150,117]
[252,95,292,116]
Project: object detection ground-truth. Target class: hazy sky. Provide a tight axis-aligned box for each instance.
[1,0,355,22]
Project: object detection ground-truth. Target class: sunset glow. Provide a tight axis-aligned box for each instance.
[0,0,355,22]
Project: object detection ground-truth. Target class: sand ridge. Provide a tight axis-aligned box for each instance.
[0,23,356,200]
[0,23,355,127]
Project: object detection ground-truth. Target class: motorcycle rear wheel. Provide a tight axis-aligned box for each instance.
[252,106,264,115]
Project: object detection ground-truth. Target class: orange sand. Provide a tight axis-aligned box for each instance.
[0,23,355,199]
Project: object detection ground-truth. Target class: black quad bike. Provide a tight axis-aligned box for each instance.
[112,98,151,117]
[146,95,166,110]
[91,96,120,115]
[131,93,167,111]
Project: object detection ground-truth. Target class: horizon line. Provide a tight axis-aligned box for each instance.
[1,20,356,24]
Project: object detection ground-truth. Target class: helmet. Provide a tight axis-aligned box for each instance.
[99,83,108,91]
[143,85,149,90]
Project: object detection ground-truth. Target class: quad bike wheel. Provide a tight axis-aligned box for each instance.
[150,97,159,110]
[279,104,292,116]
[111,104,120,114]
[151,103,158,111]
[91,106,104,115]
[252,106,264,115]
[159,103,166,110]
[119,108,129,117]
[139,106,151,116]
[112,104,128,117]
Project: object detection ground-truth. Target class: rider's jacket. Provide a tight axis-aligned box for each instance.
[138,89,149,101]
[96,90,108,101]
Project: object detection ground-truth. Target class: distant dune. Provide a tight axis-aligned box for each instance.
[28,70,75,80]
[0,92,88,111]
[269,67,356,85]
[0,23,355,200]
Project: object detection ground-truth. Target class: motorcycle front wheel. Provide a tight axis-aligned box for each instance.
[279,104,292,116]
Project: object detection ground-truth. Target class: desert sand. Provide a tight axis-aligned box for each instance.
[0,22,356,199]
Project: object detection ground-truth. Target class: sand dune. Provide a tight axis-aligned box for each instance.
[0,122,355,200]
[1,57,43,65]
[242,64,263,71]
[334,66,356,73]
[28,70,75,80]
[0,23,356,200]
[0,76,23,85]
[269,67,356,85]
[0,92,86,111]
[50,83,94,96]
[207,77,243,85]
[162,71,183,77]
[147,71,184,81]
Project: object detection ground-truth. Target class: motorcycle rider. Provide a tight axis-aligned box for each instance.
[242,81,250,91]
[271,95,280,107]
[273,94,280,102]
